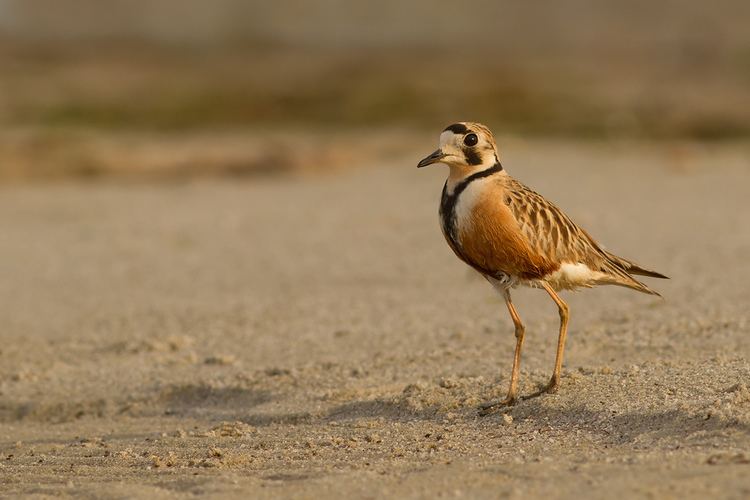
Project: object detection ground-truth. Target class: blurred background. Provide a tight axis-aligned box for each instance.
[1,0,749,181]
[3,3,750,495]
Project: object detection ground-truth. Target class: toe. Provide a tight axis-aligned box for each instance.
[544,378,560,394]
[478,397,517,416]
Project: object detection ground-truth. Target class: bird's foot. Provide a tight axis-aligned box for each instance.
[542,376,560,394]
[526,376,560,399]
[478,395,517,416]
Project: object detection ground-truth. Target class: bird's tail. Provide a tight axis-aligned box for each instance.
[604,251,669,279]
[601,251,669,296]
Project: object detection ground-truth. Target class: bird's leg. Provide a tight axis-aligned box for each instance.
[540,282,569,393]
[479,289,526,415]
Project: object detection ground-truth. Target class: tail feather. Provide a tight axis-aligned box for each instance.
[598,251,667,297]
[604,251,669,279]
[626,266,669,279]
[608,275,663,297]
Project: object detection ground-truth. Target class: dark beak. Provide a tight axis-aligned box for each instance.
[417,149,446,168]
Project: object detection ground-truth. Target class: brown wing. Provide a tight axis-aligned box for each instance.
[503,178,661,294]
[504,178,599,265]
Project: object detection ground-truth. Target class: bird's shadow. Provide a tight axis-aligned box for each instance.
[322,394,750,445]
[6,380,748,454]
[154,379,750,446]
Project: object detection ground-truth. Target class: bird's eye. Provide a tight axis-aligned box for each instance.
[464,133,478,146]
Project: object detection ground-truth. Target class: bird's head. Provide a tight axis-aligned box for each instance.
[417,122,500,173]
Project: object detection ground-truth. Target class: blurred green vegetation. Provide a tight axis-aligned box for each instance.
[2,44,749,140]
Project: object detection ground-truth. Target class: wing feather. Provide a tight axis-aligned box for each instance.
[503,178,662,295]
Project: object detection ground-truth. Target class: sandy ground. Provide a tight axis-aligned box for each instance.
[1,140,749,498]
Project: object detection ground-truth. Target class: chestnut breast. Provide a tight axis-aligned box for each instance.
[442,176,558,281]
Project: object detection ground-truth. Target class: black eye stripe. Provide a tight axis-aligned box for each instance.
[465,148,482,165]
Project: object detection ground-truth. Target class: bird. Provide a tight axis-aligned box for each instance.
[417,122,668,413]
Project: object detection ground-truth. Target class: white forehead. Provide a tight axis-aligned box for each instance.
[439,130,459,147]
